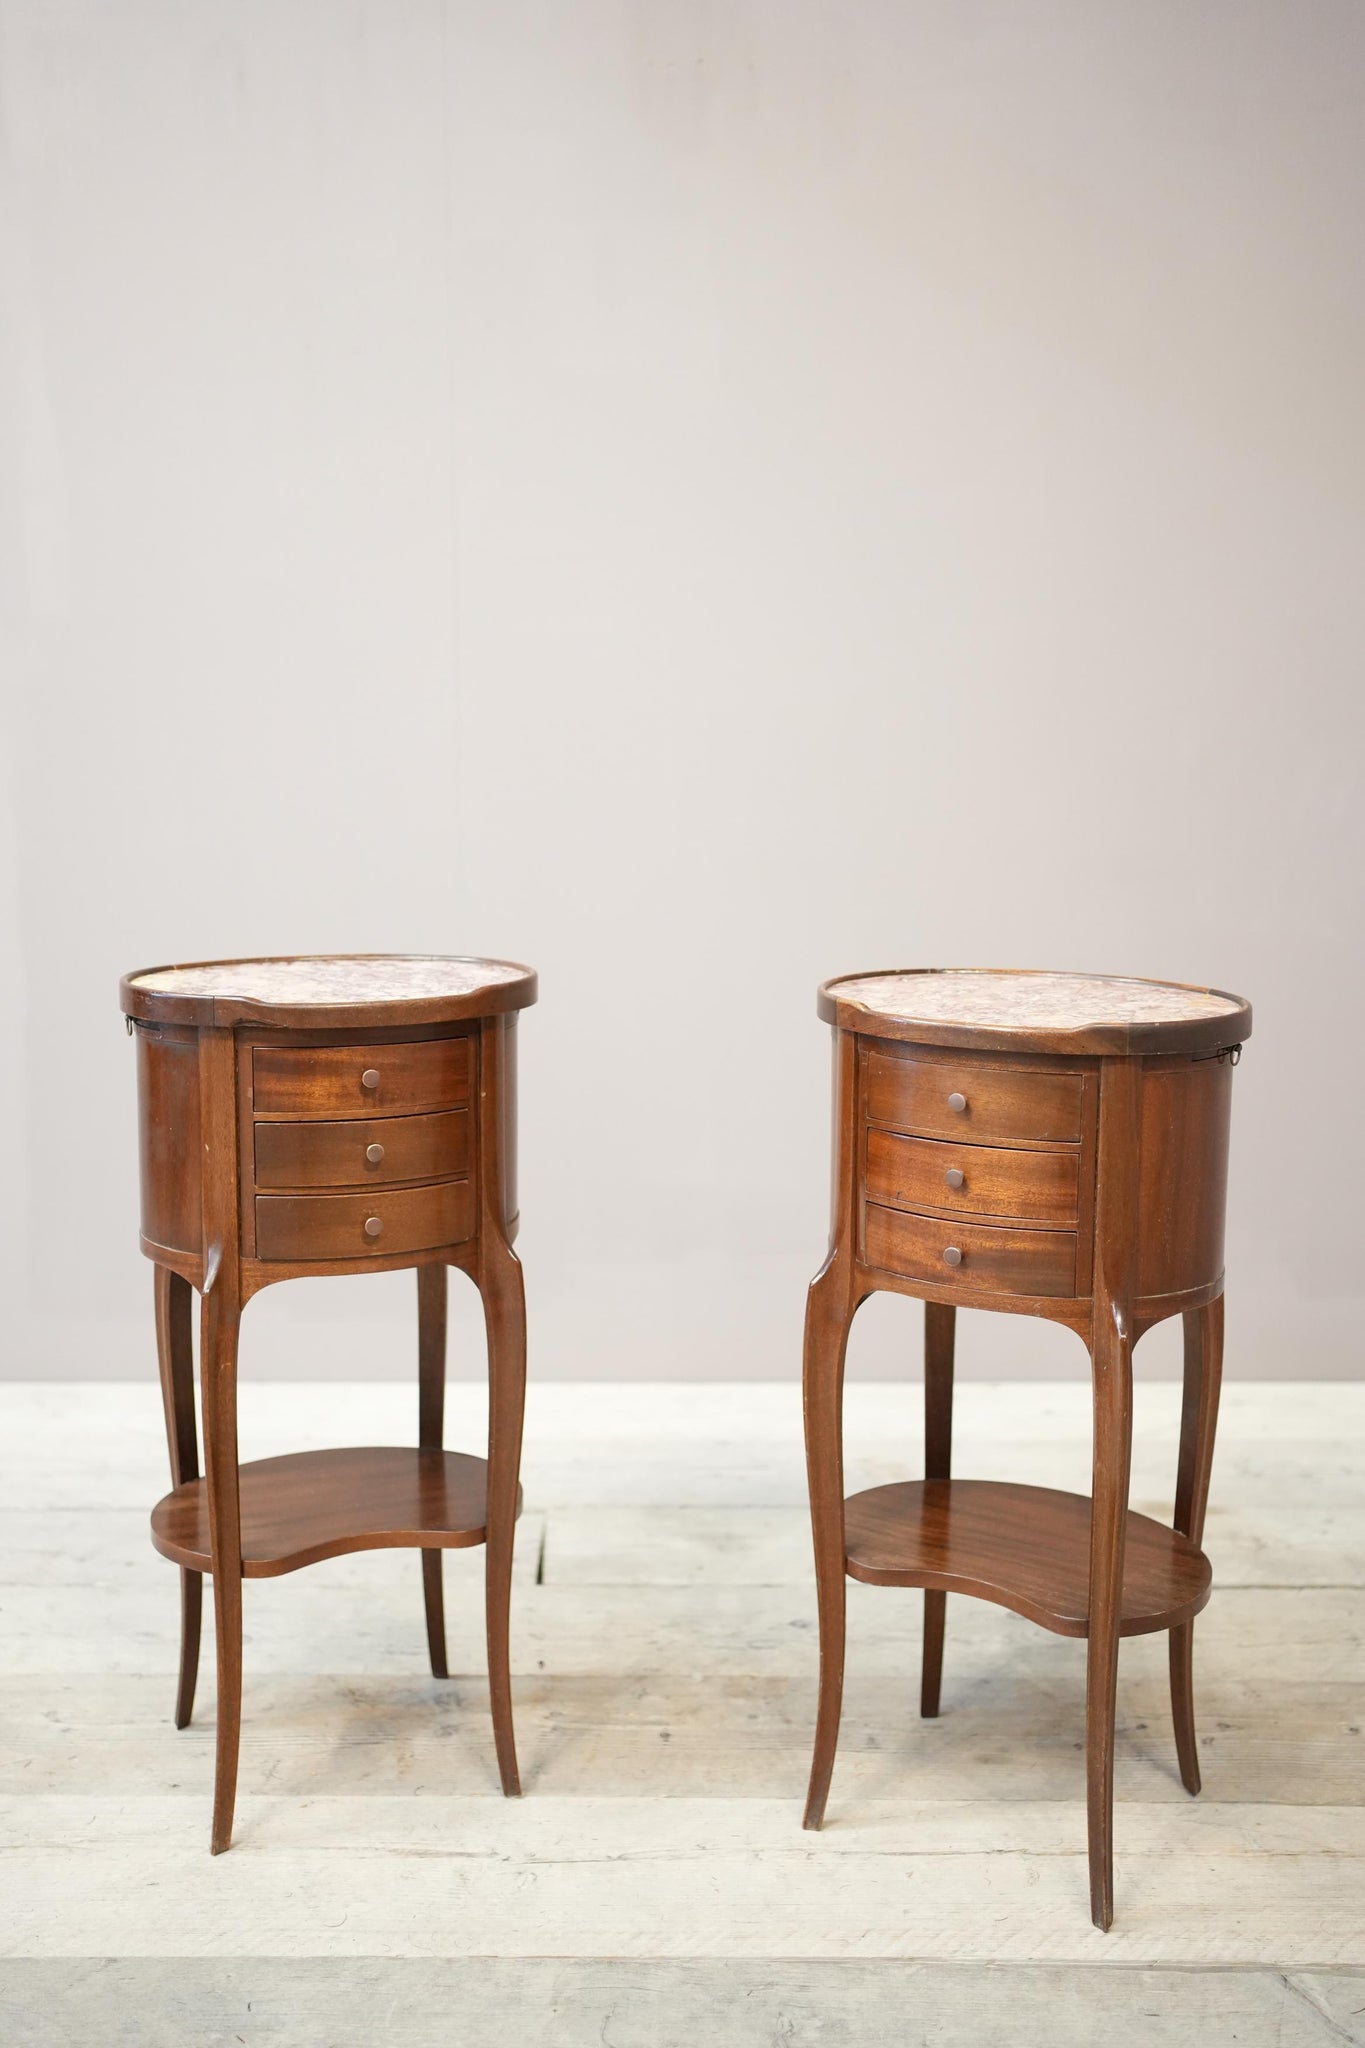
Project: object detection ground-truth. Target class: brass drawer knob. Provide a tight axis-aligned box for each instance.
[364,1215,383,1239]
[947,1091,967,1113]
[366,1143,385,1165]
[945,1168,965,1189]
[942,1245,963,1267]
[361,1069,381,1090]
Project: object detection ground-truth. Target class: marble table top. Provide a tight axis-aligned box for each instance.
[820,969,1250,1053]
[128,956,528,1005]
[122,954,537,1026]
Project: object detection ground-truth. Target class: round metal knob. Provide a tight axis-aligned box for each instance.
[944,1168,965,1190]
[361,1069,381,1090]
[942,1245,963,1267]
[366,1143,385,1165]
[947,1091,967,1113]
[363,1215,383,1239]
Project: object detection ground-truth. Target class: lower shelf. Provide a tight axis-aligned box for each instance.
[151,1446,520,1578]
[843,1479,1210,1638]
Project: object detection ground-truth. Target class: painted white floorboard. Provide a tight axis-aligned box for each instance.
[0,1381,1360,2029]
[2,1794,1362,1965]
[2,1573,1358,1682]
[0,1959,1360,2048]
[3,1669,1359,1805]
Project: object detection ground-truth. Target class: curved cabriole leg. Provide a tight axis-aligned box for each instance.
[481,1236,526,1796]
[176,1571,204,1733]
[1086,1309,1134,1932]
[418,1264,450,1680]
[1169,1294,1224,1795]
[1167,1627,1197,1791]
[921,1302,955,1719]
[200,1276,243,1855]
[1085,1054,1141,1931]
[154,1265,202,1728]
[802,1262,861,1830]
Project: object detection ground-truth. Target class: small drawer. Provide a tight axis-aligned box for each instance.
[864,1050,1083,1145]
[864,1203,1077,1298]
[255,1180,474,1262]
[252,1037,471,1120]
[254,1109,470,1191]
[866,1128,1080,1227]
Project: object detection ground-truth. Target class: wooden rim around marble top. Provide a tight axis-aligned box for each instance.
[119,953,538,1030]
[818,968,1252,1057]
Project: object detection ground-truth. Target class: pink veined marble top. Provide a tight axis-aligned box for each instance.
[128,956,529,1005]
[827,971,1245,1031]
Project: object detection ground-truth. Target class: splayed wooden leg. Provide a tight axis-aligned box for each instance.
[920,1302,955,1719]
[418,1264,450,1679]
[1169,1294,1224,1794]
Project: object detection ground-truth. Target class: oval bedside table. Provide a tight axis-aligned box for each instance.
[800,968,1252,1931]
[119,953,537,1852]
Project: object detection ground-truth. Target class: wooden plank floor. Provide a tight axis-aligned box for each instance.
[0,1380,1362,2045]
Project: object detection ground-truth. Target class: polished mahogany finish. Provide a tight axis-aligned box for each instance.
[253,1177,475,1262]
[251,1034,472,1119]
[253,1107,470,1190]
[864,1203,1079,1298]
[150,1446,513,1577]
[843,1480,1211,1635]
[121,953,536,1853]
[865,1127,1081,1228]
[801,968,1250,1931]
[864,1048,1085,1145]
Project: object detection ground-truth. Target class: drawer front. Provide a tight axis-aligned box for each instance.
[866,1128,1080,1227]
[865,1050,1083,1145]
[865,1203,1077,1298]
[255,1180,474,1262]
[254,1109,470,1191]
[252,1037,471,1120]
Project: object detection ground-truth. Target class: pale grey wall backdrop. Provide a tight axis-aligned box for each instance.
[1,1,1361,1383]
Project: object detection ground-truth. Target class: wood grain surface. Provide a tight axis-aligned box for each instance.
[864,1047,1086,1145]
[866,1127,1081,1226]
[253,1179,474,1262]
[149,1446,512,1576]
[843,1478,1211,1634]
[864,1203,1078,1298]
[251,1037,472,1120]
[254,1108,470,1190]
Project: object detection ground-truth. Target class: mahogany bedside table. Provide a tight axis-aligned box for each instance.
[800,968,1252,1930]
[119,954,536,1852]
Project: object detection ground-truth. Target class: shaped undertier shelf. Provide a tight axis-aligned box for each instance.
[152,1446,522,1578]
[843,1478,1211,1636]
